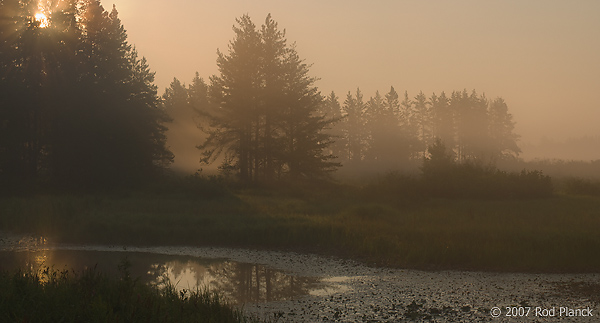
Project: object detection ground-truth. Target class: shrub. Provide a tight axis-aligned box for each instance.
[563,177,600,196]
[420,140,553,199]
[360,172,423,203]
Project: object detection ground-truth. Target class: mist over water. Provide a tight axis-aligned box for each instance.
[2,1,600,321]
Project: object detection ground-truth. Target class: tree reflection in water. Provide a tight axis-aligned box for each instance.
[147,259,319,304]
[0,248,321,305]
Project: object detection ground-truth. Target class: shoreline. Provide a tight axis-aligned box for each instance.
[3,233,598,322]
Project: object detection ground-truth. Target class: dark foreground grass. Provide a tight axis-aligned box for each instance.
[0,262,263,323]
[1,190,600,273]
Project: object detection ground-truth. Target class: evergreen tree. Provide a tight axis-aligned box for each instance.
[452,90,492,162]
[319,91,344,161]
[430,91,455,149]
[0,0,78,189]
[332,86,521,171]
[188,72,211,117]
[399,91,420,159]
[488,97,520,159]
[364,91,387,162]
[0,1,172,192]
[201,14,337,183]
[279,45,338,178]
[201,15,261,182]
[422,138,455,180]
[385,86,400,116]
[413,91,431,154]
[163,78,188,117]
[52,2,171,188]
[162,76,210,170]
[259,14,288,180]
[340,88,367,165]
[384,86,413,166]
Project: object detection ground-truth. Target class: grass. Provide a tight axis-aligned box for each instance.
[1,187,600,273]
[0,260,264,323]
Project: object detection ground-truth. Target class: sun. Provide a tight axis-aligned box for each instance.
[34,12,49,28]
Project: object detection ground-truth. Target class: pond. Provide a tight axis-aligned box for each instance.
[0,233,337,306]
[0,249,327,304]
[1,232,599,322]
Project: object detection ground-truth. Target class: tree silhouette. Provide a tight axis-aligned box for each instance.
[364,90,405,167]
[319,91,345,162]
[0,1,171,192]
[430,91,455,150]
[340,88,367,166]
[330,86,521,173]
[488,97,520,159]
[200,14,338,183]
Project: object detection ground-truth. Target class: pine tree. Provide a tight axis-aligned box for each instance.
[364,91,385,161]
[430,91,455,149]
[260,14,288,180]
[162,76,211,171]
[54,2,171,188]
[341,88,367,165]
[399,91,420,159]
[202,15,261,182]
[279,45,338,178]
[488,97,520,159]
[0,0,79,189]
[319,91,345,162]
[163,78,188,117]
[385,86,413,166]
[385,86,400,116]
[364,89,411,168]
[452,90,492,162]
[0,0,31,189]
[1,1,172,191]
[201,14,337,183]
[413,91,431,154]
[188,72,211,117]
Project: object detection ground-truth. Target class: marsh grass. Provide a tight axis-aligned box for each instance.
[560,177,600,197]
[0,260,263,323]
[1,190,599,273]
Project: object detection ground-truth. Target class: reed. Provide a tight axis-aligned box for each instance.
[1,189,599,273]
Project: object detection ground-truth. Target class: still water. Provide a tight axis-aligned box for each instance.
[0,247,323,305]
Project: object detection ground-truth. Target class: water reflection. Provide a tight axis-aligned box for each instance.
[0,249,321,304]
[211,261,315,303]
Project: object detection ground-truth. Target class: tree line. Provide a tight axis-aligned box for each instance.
[0,0,172,192]
[165,15,521,184]
[2,2,522,191]
[163,14,339,184]
[320,88,521,173]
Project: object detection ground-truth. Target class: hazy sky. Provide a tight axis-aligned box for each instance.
[109,0,600,144]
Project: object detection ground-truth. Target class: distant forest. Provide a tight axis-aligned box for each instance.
[1,1,522,192]
[165,15,521,181]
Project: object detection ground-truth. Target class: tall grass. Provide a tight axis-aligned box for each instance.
[560,177,600,196]
[1,189,599,273]
[0,261,263,322]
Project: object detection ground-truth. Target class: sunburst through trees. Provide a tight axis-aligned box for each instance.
[0,0,172,192]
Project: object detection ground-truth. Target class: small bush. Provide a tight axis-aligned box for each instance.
[360,172,423,203]
[417,141,554,199]
[145,172,233,199]
[563,177,600,196]
[423,164,553,199]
